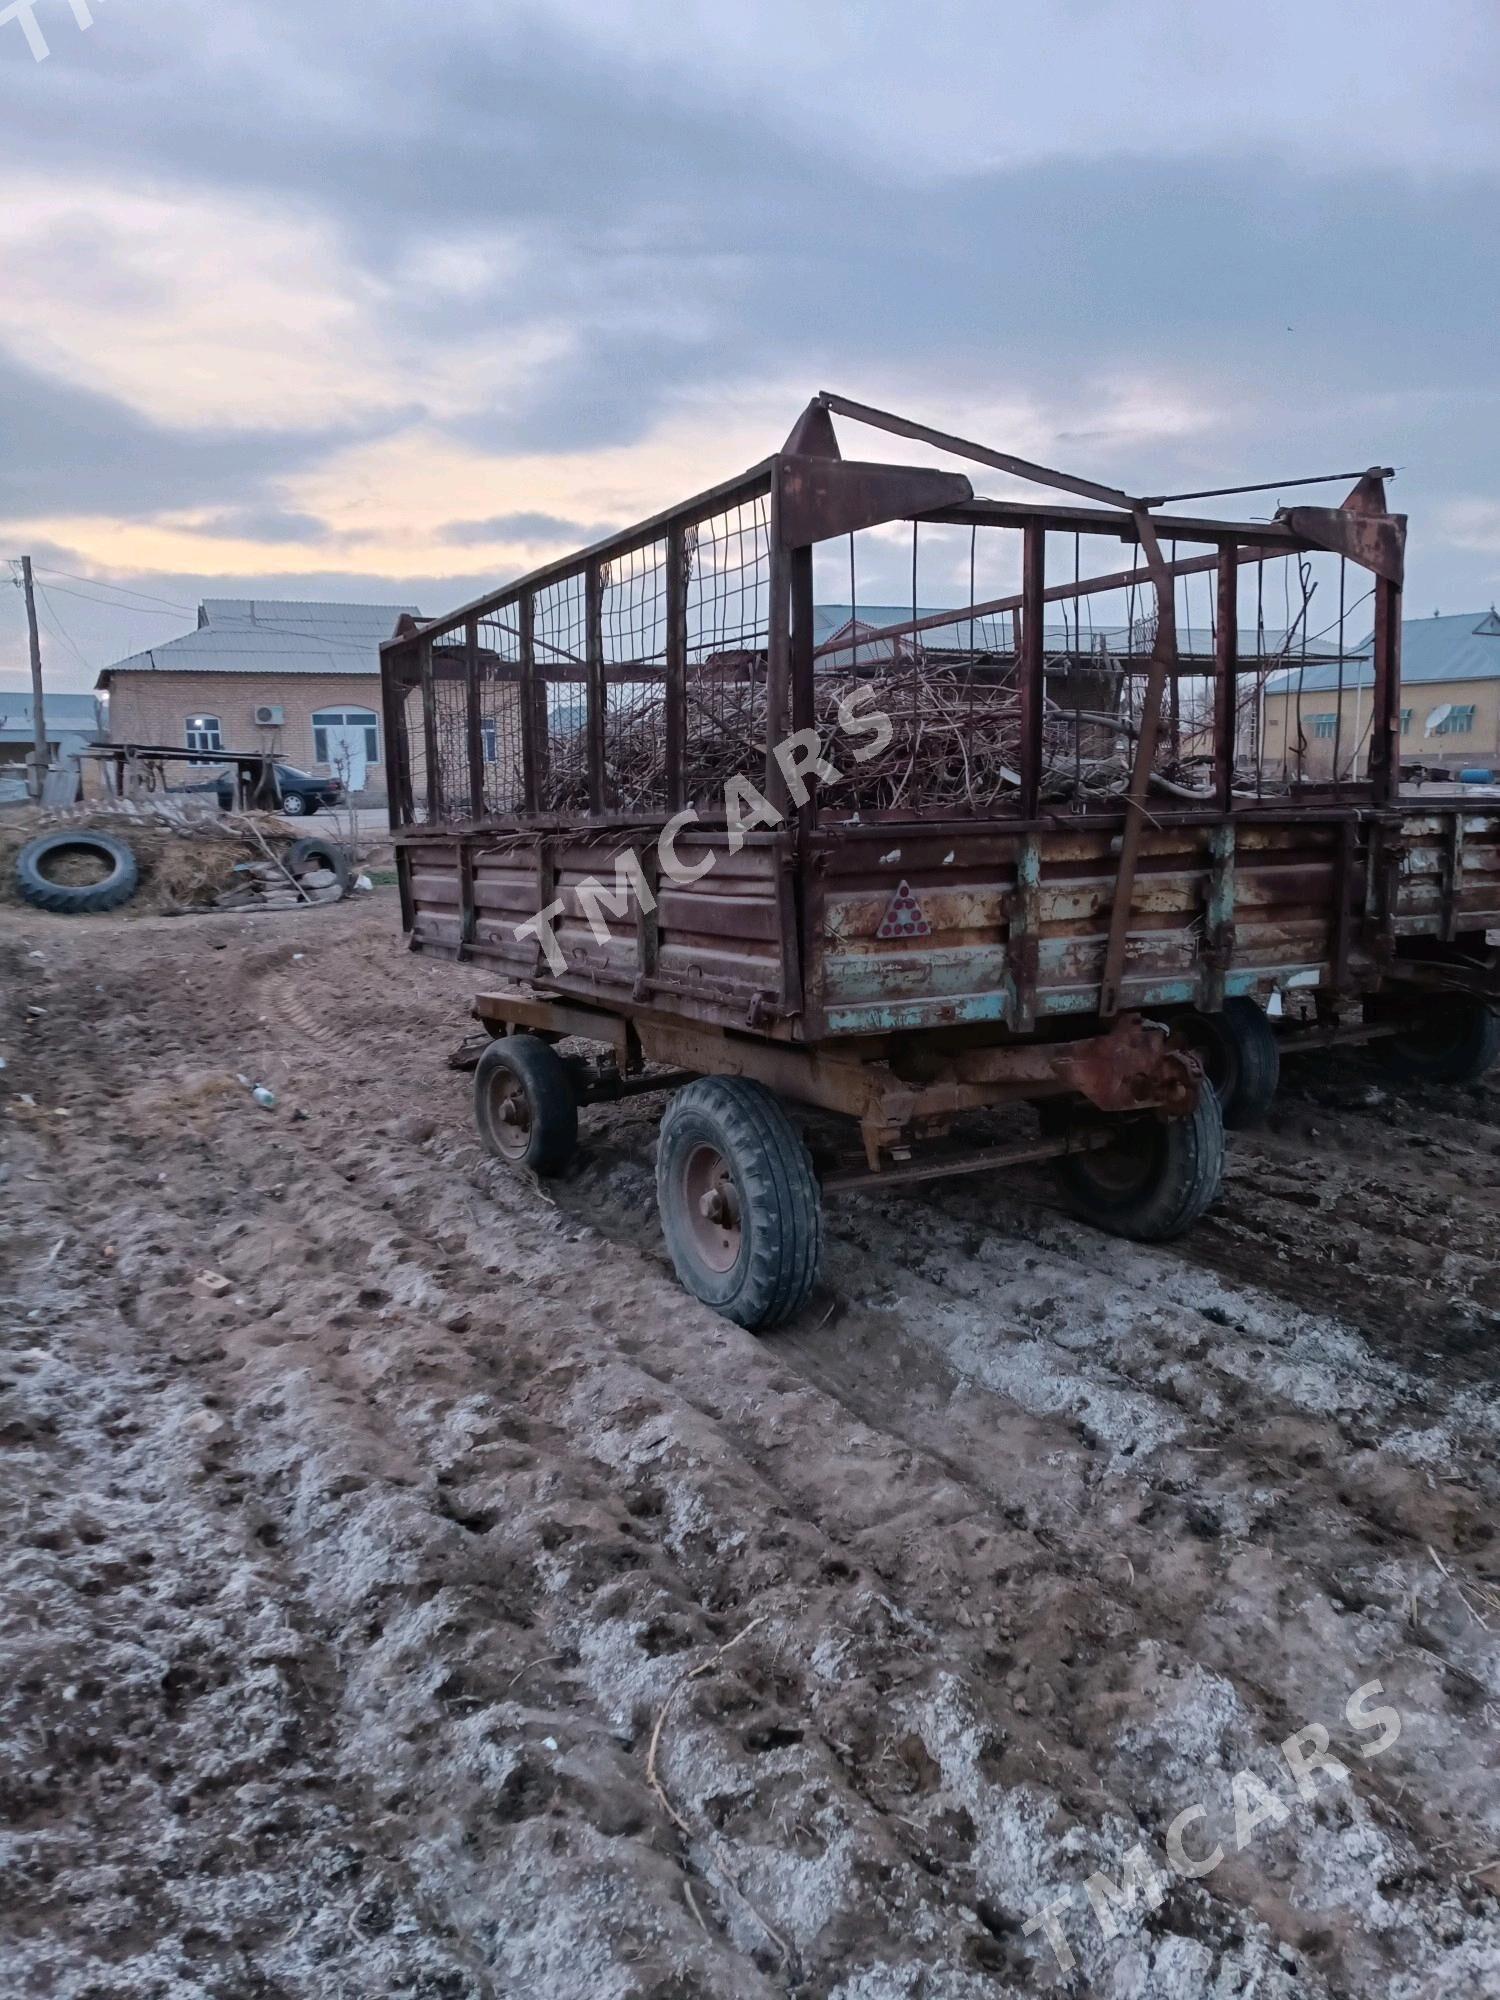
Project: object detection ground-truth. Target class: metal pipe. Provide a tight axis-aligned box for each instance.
[1142,467,1395,506]
[816,391,1137,510]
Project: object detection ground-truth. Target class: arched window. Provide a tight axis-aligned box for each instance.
[185,714,223,759]
[313,709,380,768]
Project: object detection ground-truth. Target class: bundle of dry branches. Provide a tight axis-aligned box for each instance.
[538,667,1212,815]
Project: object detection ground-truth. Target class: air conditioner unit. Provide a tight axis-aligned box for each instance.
[254,704,285,728]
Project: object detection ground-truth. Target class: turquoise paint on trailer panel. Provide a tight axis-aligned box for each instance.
[823,990,1013,1035]
[820,943,1011,1004]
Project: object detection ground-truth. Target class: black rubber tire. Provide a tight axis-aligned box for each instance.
[475,1034,578,1174]
[1182,998,1280,1128]
[279,792,310,817]
[286,836,352,892]
[1055,1088,1225,1242]
[657,1078,822,1330]
[1379,998,1500,1085]
[15,832,141,915]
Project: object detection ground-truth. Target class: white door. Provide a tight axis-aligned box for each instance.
[325,722,368,792]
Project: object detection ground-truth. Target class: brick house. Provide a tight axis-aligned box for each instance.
[97,599,420,804]
[1262,609,1500,781]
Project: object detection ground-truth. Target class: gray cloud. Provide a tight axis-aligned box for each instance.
[0,352,384,520]
[439,511,615,547]
[0,0,1497,680]
[176,507,330,544]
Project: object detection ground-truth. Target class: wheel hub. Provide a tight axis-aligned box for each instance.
[683,1145,742,1273]
[491,1078,532,1159]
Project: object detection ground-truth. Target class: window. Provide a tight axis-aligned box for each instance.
[312,709,380,766]
[1310,713,1337,739]
[1399,708,1413,735]
[481,720,498,764]
[1433,705,1476,736]
[185,714,223,759]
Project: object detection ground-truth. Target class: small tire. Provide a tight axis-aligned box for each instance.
[1180,999,1280,1128]
[15,832,141,915]
[286,836,352,892]
[279,792,310,817]
[1379,998,1500,1086]
[1055,1088,1225,1242]
[657,1078,821,1330]
[475,1034,578,1174]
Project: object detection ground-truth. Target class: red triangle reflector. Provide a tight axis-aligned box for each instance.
[877,879,932,940]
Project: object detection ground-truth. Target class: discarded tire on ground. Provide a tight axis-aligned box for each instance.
[475,1033,579,1174]
[14,832,142,915]
[1379,996,1500,1086]
[286,836,352,892]
[657,1077,822,1331]
[1055,1088,1225,1241]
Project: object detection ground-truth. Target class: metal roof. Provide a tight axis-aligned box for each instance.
[0,686,102,740]
[98,599,421,688]
[814,605,1308,664]
[1266,611,1500,695]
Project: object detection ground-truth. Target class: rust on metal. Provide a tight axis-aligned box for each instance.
[781,397,842,460]
[385,393,1500,1190]
[775,453,972,550]
[1054,1014,1202,1117]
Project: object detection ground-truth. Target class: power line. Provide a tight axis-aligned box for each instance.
[24,580,191,619]
[33,582,94,674]
[29,566,194,614]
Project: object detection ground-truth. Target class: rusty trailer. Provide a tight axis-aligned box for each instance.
[382,396,1500,1327]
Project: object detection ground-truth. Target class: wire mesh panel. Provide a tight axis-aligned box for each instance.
[683,495,772,807]
[474,611,526,814]
[601,539,669,812]
[1235,551,1373,792]
[382,437,1392,838]
[398,677,428,823]
[428,642,473,819]
[809,518,1030,819]
[531,570,590,810]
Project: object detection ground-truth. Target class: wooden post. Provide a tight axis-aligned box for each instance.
[20,557,46,802]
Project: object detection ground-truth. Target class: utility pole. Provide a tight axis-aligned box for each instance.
[20,556,47,802]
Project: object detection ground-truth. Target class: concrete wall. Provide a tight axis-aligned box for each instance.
[1261,678,1500,780]
[105,671,390,801]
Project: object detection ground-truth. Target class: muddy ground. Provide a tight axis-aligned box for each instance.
[1,893,1496,2000]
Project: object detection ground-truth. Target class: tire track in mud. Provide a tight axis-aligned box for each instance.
[544,1107,1500,1894]
[91,952,1328,1984]
[9,905,1499,1999]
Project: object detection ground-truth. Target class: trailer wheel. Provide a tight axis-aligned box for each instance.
[1379,997,1500,1086]
[657,1078,822,1330]
[1180,999,1280,1128]
[475,1034,578,1174]
[1056,1089,1225,1242]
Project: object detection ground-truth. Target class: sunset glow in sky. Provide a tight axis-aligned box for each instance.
[2,0,1498,689]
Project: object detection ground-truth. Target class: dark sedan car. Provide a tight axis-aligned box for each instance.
[216,763,344,817]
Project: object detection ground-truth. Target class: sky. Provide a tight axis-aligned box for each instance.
[1,0,1498,696]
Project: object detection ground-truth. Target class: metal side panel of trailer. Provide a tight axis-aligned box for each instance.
[398,803,1500,1042]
